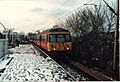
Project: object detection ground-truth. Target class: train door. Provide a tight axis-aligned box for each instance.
[34,36,37,44]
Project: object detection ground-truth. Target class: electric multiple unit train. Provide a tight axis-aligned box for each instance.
[29,28,72,56]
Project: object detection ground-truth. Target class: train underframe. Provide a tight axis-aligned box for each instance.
[48,50,72,59]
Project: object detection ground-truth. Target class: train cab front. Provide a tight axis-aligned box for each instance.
[47,33,72,57]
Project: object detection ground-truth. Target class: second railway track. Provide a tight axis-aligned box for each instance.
[63,57,112,81]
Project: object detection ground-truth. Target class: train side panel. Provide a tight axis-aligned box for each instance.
[34,35,41,47]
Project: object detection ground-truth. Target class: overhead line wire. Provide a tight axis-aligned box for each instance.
[39,0,100,29]
[38,0,69,30]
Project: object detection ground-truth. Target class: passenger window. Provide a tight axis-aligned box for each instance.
[34,36,37,40]
[37,36,39,41]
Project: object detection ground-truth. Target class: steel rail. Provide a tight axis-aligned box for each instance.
[33,44,77,81]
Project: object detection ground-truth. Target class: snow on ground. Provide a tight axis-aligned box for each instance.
[0,44,72,82]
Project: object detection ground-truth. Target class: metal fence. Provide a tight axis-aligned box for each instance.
[0,35,8,59]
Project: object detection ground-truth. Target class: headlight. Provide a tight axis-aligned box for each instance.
[53,48,56,50]
[67,48,69,50]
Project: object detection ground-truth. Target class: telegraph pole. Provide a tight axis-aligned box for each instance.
[103,0,119,72]
[113,0,119,71]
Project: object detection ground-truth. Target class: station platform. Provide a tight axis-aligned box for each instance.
[0,44,72,82]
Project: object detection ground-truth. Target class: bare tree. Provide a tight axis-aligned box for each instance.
[56,2,116,74]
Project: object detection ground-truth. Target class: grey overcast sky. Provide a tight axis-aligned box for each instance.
[0,0,116,33]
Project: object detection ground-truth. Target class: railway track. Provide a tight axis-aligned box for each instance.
[33,44,77,81]
[33,44,112,81]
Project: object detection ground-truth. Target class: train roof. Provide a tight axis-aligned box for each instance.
[45,28,70,32]
[35,28,70,36]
